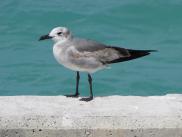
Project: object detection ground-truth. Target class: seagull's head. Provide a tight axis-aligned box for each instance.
[39,27,72,43]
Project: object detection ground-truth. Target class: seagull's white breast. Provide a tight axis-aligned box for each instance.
[53,44,64,64]
[53,43,81,71]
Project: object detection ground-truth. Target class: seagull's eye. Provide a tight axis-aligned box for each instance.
[57,32,62,35]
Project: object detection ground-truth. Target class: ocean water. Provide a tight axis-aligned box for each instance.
[0,0,182,96]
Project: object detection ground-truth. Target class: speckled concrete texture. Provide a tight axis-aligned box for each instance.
[0,94,182,137]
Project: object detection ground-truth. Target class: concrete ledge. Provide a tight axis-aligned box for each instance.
[0,94,182,137]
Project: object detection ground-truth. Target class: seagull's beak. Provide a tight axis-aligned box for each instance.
[39,34,52,41]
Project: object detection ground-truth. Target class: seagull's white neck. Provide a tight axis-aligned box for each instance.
[54,38,68,45]
[53,35,73,44]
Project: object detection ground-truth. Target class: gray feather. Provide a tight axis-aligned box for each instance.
[71,38,106,52]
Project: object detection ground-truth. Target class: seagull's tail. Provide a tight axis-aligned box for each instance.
[108,49,157,64]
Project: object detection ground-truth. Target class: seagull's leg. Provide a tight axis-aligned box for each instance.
[80,74,93,102]
[65,71,80,97]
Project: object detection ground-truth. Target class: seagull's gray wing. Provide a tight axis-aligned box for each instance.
[70,38,131,64]
[72,38,107,52]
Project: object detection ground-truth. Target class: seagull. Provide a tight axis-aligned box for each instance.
[39,26,156,101]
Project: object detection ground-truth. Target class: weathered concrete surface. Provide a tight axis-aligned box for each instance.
[0,94,182,137]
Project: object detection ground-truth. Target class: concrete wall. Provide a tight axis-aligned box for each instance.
[0,95,182,137]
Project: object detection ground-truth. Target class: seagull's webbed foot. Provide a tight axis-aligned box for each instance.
[79,96,93,102]
[65,93,79,98]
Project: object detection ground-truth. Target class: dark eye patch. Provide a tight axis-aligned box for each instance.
[57,32,62,35]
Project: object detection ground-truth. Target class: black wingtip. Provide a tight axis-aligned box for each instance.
[106,48,157,64]
[145,50,158,52]
[129,49,158,53]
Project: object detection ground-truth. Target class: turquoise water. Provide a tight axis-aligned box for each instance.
[0,0,182,96]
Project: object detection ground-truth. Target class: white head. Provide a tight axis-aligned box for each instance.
[39,27,72,43]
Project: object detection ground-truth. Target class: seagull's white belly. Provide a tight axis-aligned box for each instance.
[53,45,106,73]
